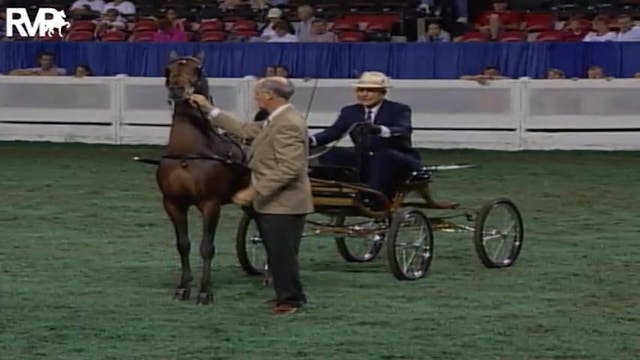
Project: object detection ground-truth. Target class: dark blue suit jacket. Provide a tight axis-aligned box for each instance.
[313,99,419,159]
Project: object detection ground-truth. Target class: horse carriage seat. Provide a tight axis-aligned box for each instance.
[308,165,362,184]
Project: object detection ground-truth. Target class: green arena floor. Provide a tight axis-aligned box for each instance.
[1,142,639,360]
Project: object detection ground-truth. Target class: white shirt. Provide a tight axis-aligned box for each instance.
[583,31,616,42]
[267,33,298,43]
[102,1,136,15]
[616,26,640,41]
[70,0,105,12]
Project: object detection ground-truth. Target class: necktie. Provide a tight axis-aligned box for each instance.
[365,108,373,123]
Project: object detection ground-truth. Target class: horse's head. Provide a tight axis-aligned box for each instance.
[164,50,210,101]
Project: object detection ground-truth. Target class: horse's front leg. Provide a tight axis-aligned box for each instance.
[196,200,221,305]
[163,198,192,300]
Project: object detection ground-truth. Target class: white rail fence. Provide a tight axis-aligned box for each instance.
[0,76,638,150]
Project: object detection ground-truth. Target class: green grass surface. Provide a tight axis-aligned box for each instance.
[1,142,639,360]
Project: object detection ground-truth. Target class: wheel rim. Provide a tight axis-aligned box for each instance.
[393,211,433,279]
[246,219,268,273]
[480,203,521,266]
[335,216,385,262]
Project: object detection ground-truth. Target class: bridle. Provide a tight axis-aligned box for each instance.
[164,56,210,102]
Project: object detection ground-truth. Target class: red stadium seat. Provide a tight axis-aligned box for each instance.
[66,30,93,41]
[130,31,155,42]
[231,29,259,38]
[459,31,489,42]
[133,21,158,33]
[200,31,226,42]
[38,33,64,41]
[101,30,128,42]
[231,20,257,31]
[338,31,365,42]
[199,19,225,32]
[365,21,393,32]
[522,13,555,32]
[535,30,567,41]
[499,31,527,42]
[70,20,96,33]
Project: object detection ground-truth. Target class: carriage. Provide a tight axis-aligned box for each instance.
[236,162,525,281]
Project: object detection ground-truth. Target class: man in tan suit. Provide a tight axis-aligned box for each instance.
[189,76,313,315]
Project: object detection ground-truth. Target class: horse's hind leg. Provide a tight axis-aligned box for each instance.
[163,198,192,300]
[196,200,221,305]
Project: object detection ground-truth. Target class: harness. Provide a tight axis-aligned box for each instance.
[162,56,248,168]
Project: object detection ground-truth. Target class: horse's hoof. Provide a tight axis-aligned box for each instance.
[196,292,213,305]
[173,288,190,301]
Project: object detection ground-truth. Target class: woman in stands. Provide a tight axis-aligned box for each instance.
[583,15,616,42]
[152,17,187,42]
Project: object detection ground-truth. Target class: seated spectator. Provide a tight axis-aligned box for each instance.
[476,0,521,31]
[420,0,469,23]
[162,7,185,32]
[546,68,565,79]
[69,0,105,19]
[260,8,294,40]
[94,8,126,39]
[419,22,451,42]
[564,16,589,41]
[8,52,67,76]
[587,66,606,79]
[152,17,187,42]
[635,72,640,78]
[460,66,509,85]
[264,65,276,77]
[615,14,640,42]
[295,4,315,40]
[103,0,136,21]
[300,19,337,42]
[267,20,298,42]
[73,64,92,78]
[583,15,616,42]
[275,65,290,78]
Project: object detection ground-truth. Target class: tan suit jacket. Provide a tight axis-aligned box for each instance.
[208,105,314,215]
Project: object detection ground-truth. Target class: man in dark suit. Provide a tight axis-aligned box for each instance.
[310,71,423,201]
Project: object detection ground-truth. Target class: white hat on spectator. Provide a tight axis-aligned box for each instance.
[352,71,391,88]
[267,8,282,19]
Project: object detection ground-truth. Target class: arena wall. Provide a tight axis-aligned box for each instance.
[0,76,638,151]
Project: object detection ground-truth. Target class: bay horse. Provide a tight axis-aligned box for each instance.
[157,50,249,304]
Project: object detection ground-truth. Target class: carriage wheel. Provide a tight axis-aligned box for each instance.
[473,197,524,268]
[235,213,268,276]
[386,208,434,280]
[335,216,384,263]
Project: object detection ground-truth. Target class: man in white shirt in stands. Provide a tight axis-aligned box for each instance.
[103,0,136,18]
[615,14,640,41]
[583,15,616,42]
[295,5,315,40]
[268,20,298,42]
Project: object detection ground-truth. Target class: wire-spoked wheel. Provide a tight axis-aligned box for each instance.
[335,215,385,263]
[386,208,434,280]
[473,197,524,268]
[235,213,268,275]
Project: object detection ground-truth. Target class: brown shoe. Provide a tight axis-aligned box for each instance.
[272,304,299,315]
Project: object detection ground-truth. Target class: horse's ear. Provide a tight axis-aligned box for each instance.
[168,50,178,61]
[195,50,205,62]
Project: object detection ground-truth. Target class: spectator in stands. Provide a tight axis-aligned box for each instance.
[276,65,290,78]
[260,8,294,40]
[73,64,92,78]
[300,19,337,42]
[8,52,66,76]
[564,16,589,41]
[163,7,185,32]
[419,22,451,42]
[295,5,315,40]
[635,72,640,78]
[267,20,298,42]
[419,0,469,23]
[546,68,565,79]
[153,17,187,42]
[103,0,136,21]
[476,0,521,31]
[264,65,276,77]
[615,14,640,42]
[460,66,509,85]
[94,8,126,39]
[587,66,606,79]
[583,15,616,42]
[69,0,105,20]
